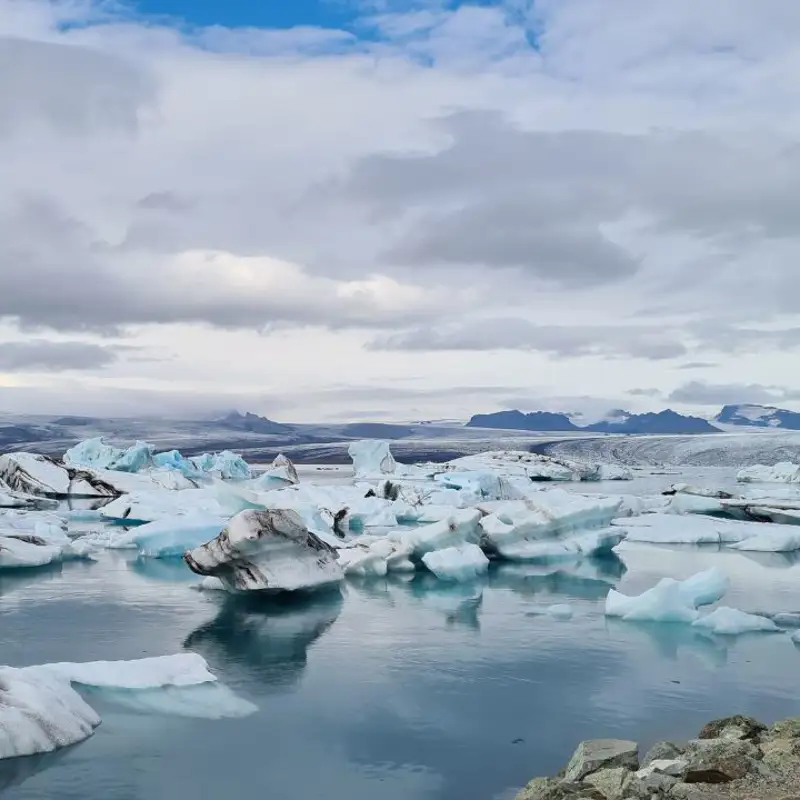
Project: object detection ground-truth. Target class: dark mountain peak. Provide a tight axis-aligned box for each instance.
[466,410,579,432]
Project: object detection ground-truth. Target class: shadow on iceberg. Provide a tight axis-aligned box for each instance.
[183,589,343,689]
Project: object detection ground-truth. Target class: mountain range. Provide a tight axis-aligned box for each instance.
[467,403,800,434]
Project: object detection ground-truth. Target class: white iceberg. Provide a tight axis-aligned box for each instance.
[0,653,255,761]
[737,462,800,484]
[728,529,800,552]
[396,508,482,556]
[597,464,633,481]
[0,666,100,760]
[348,440,398,478]
[605,568,729,624]
[612,514,757,545]
[184,508,344,593]
[479,491,622,560]
[546,604,574,619]
[251,454,299,489]
[692,607,781,635]
[421,543,489,582]
[118,513,228,558]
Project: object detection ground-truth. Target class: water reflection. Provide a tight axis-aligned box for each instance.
[128,556,197,583]
[604,617,730,667]
[0,563,64,597]
[489,555,626,600]
[184,589,343,688]
[0,749,69,794]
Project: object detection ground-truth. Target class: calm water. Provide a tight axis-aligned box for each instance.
[3,474,800,799]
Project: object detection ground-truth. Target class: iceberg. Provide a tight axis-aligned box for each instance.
[348,440,398,478]
[612,514,755,545]
[118,513,228,558]
[396,509,482,556]
[597,464,634,481]
[444,451,631,482]
[63,438,155,473]
[737,463,800,484]
[605,568,729,624]
[251,454,299,489]
[0,534,90,569]
[0,666,100,760]
[421,543,489,582]
[184,509,344,593]
[479,491,622,560]
[0,653,255,761]
[728,530,800,552]
[546,604,574,619]
[692,607,781,635]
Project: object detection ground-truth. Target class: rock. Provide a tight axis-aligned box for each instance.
[641,742,687,769]
[759,737,800,771]
[685,737,759,761]
[683,755,752,783]
[766,718,800,741]
[668,785,709,800]
[514,777,606,800]
[564,739,639,782]
[697,715,766,742]
[637,760,688,779]
[183,508,344,593]
[584,767,632,800]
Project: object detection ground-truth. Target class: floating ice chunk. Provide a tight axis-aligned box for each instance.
[348,440,397,478]
[0,653,255,761]
[125,513,228,559]
[613,514,754,544]
[336,544,389,577]
[0,536,75,569]
[491,528,625,562]
[251,454,299,489]
[63,438,122,470]
[397,508,482,556]
[605,568,729,624]
[31,653,216,689]
[792,630,800,645]
[663,493,727,516]
[546,604,574,619]
[597,464,633,481]
[99,487,233,523]
[738,463,800,484]
[0,666,100,760]
[692,607,780,635]
[422,543,489,582]
[87,683,257,719]
[606,579,700,623]
[677,567,729,607]
[184,509,343,593]
[479,492,622,559]
[729,530,800,552]
[200,451,251,480]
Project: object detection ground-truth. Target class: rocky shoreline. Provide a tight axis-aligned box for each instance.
[515,715,800,800]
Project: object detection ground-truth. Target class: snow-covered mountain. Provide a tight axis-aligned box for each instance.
[715,404,800,430]
[465,410,580,432]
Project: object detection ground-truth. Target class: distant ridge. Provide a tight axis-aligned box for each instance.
[466,410,580,432]
[467,408,721,435]
[214,410,293,434]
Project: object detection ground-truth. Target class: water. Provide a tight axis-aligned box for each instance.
[3,534,800,800]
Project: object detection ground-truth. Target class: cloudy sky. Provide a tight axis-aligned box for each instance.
[1,0,799,422]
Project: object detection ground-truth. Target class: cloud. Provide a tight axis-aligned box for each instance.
[369,318,688,359]
[0,340,121,371]
[1,0,800,416]
[668,381,800,406]
[627,388,661,397]
[677,361,718,370]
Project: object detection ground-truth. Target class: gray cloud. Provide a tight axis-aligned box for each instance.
[0,196,453,334]
[627,388,662,397]
[668,381,800,406]
[0,340,121,372]
[369,318,688,360]
[0,37,155,137]
[677,361,718,370]
[136,192,194,212]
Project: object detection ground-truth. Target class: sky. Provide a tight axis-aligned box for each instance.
[1,0,800,422]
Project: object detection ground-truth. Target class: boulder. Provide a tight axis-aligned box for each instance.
[697,715,766,742]
[514,778,606,800]
[183,508,344,593]
[637,759,688,779]
[564,739,639,782]
[641,742,686,769]
[583,766,632,800]
[759,737,800,771]
[765,718,800,741]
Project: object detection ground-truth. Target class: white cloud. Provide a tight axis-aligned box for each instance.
[1,0,799,419]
